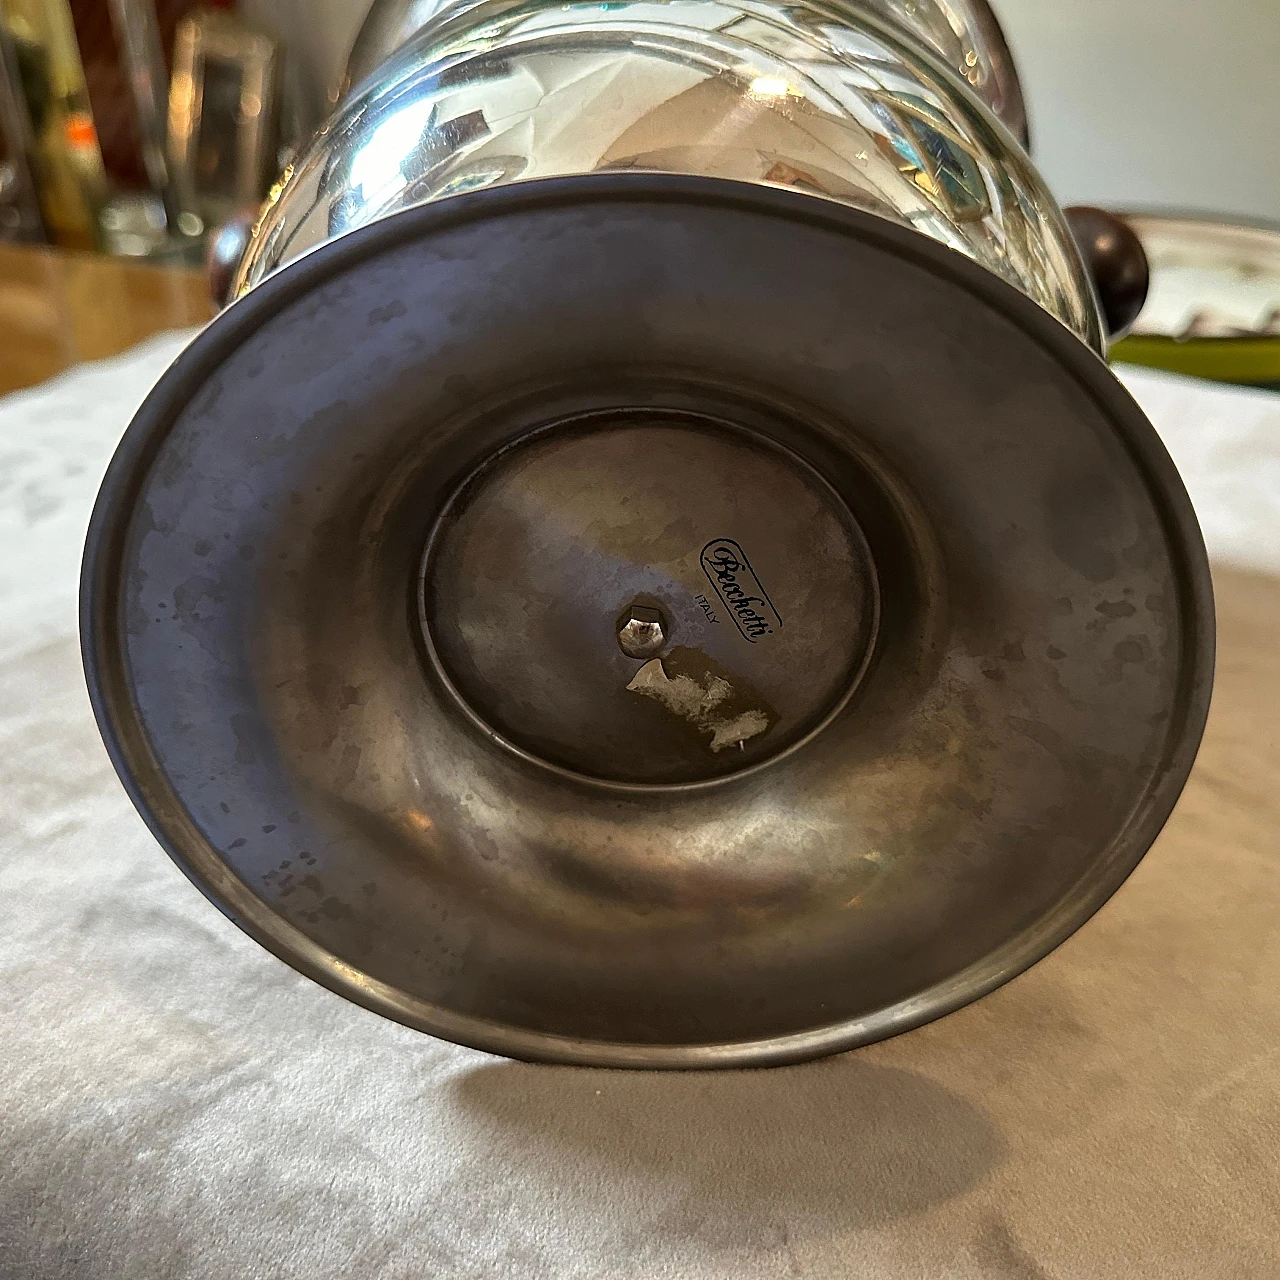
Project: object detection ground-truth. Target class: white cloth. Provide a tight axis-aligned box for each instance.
[1116,365,1280,574]
[2,338,1278,1278]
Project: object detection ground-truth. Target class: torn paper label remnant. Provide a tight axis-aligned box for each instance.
[625,648,776,752]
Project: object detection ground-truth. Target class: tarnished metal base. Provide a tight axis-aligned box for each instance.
[423,414,877,785]
[82,176,1212,1067]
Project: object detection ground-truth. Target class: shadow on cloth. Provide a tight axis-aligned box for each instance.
[453,1054,1004,1237]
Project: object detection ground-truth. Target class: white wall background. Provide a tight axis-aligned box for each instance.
[257,0,1280,224]
[995,0,1280,221]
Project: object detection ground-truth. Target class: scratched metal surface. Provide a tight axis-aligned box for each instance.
[81,177,1211,1066]
[3,325,1277,1278]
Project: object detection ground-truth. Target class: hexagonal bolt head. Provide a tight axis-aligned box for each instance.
[617,605,668,660]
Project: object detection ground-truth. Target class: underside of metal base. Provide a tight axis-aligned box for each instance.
[82,175,1213,1067]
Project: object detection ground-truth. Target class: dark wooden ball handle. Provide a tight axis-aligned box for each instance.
[1065,206,1150,339]
[205,210,258,310]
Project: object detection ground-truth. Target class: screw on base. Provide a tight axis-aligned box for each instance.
[617,605,668,659]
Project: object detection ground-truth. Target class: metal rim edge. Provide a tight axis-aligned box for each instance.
[80,172,1215,1069]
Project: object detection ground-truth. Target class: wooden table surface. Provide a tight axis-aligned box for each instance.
[0,243,212,397]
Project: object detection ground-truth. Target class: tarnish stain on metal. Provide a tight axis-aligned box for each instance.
[626,646,776,752]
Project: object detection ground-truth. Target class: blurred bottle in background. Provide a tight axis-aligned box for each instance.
[0,13,46,240]
[1,0,108,249]
[0,0,289,258]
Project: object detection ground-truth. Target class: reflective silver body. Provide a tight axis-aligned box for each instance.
[346,0,1029,141]
[232,0,1103,350]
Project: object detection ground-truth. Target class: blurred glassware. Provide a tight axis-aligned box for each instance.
[98,187,201,262]
[1111,213,1280,389]
[107,0,182,230]
[2,0,109,250]
[167,6,280,239]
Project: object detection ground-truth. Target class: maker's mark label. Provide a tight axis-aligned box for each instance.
[700,539,783,643]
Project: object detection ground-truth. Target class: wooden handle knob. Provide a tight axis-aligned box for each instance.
[205,211,257,310]
[1065,206,1150,338]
